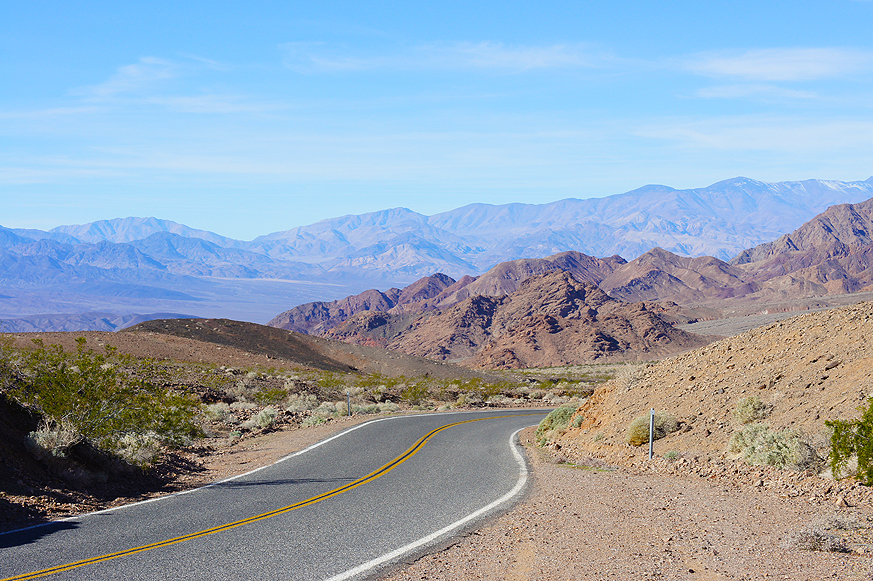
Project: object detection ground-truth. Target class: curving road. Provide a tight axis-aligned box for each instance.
[1,410,548,581]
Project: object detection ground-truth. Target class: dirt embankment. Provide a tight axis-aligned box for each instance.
[560,300,873,464]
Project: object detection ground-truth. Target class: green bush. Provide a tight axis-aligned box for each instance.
[536,406,577,446]
[826,397,873,484]
[401,382,429,405]
[8,338,200,455]
[625,412,678,446]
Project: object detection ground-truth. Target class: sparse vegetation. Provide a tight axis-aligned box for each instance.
[6,337,200,464]
[733,395,771,425]
[784,529,849,553]
[826,397,873,484]
[535,406,577,446]
[728,423,820,471]
[625,411,678,446]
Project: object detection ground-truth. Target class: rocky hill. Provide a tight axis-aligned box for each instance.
[326,271,711,368]
[268,197,873,368]
[122,318,497,381]
[559,300,873,463]
[266,252,625,335]
[606,197,873,307]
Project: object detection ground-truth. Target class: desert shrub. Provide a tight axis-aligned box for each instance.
[486,395,514,406]
[401,382,429,405]
[255,406,278,428]
[456,393,483,407]
[536,406,577,446]
[241,407,279,430]
[663,450,679,460]
[625,412,678,446]
[826,397,873,484]
[254,387,287,405]
[313,401,338,417]
[26,418,80,458]
[286,392,319,412]
[784,529,849,553]
[728,423,820,470]
[114,431,162,467]
[204,402,231,421]
[9,338,200,452]
[571,414,585,429]
[301,415,327,427]
[733,395,770,424]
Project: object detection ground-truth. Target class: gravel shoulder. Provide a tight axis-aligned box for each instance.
[380,427,873,581]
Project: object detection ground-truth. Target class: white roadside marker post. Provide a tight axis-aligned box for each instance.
[648,408,655,460]
[347,392,351,416]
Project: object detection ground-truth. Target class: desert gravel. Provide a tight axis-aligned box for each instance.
[380,427,873,581]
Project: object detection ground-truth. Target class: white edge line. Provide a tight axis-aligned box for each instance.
[322,425,533,581]
[0,410,509,537]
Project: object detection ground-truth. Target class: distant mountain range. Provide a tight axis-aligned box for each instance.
[2,176,872,332]
[267,196,873,367]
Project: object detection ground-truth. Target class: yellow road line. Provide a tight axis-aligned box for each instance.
[4,413,534,581]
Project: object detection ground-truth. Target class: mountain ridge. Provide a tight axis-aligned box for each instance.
[4,176,873,332]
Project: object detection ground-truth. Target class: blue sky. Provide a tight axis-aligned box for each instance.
[2,0,872,240]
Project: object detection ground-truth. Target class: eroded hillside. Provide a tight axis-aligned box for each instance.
[558,301,873,464]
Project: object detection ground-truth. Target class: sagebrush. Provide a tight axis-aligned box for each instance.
[728,423,820,470]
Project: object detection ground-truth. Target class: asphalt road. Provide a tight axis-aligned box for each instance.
[1,409,548,581]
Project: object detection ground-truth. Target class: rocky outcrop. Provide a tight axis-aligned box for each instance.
[267,273,456,334]
[329,271,711,368]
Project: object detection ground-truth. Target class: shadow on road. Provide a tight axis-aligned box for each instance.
[211,476,356,489]
[0,520,80,549]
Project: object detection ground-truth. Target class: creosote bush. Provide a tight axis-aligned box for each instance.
[826,396,873,484]
[6,337,200,461]
[625,412,678,446]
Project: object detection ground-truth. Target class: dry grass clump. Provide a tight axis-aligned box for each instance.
[784,529,849,553]
[733,395,771,424]
[26,418,80,458]
[114,431,162,467]
[625,412,678,446]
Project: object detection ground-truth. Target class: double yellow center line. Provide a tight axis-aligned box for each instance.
[4,414,525,581]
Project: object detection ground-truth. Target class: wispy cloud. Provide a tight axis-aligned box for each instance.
[143,94,285,114]
[694,84,819,100]
[73,57,177,99]
[281,41,612,73]
[636,116,873,152]
[0,106,101,120]
[684,48,873,81]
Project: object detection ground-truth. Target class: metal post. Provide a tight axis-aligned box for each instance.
[347,392,351,416]
[648,408,654,460]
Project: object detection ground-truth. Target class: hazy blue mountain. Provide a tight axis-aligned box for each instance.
[49,217,242,247]
[0,311,197,333]
[3,176,872,331]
